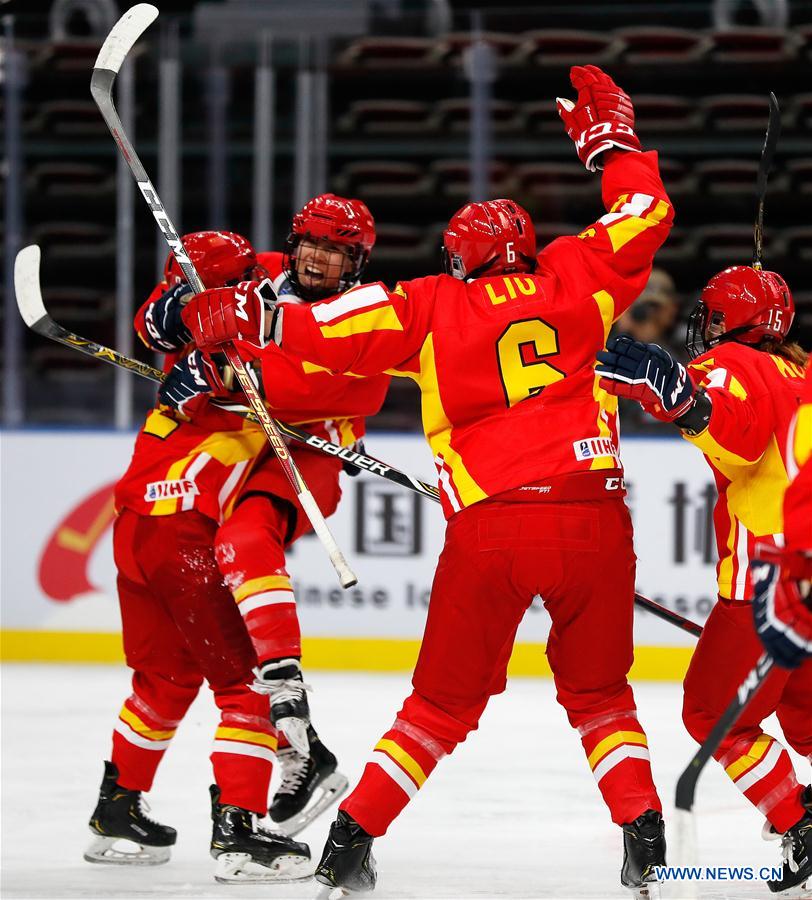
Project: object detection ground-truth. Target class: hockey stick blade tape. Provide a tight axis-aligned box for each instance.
[93,4,158,74]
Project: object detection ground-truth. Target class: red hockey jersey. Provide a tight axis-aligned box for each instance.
[117,251,390,522]
[784,354,812,559]
[276,151,672,517]
[685,343,805,600]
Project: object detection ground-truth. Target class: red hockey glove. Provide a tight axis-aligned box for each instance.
[158,349,226,418]
[556,65,642,172]
[752,544,812,670]
[596,335,702,424]
[182,278,278,352]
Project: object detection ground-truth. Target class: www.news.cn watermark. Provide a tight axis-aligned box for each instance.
[655,866,783,882]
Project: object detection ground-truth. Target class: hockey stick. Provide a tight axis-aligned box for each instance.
[752,92,781,270]
[90,5,356,588]
[15,243,704,638]
[673,652,775,877]
[14,244,441,501]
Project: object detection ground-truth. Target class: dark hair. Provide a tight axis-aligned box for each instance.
[758,337,809,367]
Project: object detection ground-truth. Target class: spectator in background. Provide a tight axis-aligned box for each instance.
[612,267,683,433]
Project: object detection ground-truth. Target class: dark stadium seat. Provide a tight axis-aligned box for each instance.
[372,224,433,260]
[709,28,801,64]
[336,100,433,135]
[26,162,115,200]
[429,160,515,198]
[41,287,116,323]
[435,32,524,66]
[335,37,442,68]
[517,30,623,66]
[615,27,711,64]
[789,94,812,134]
[695,224,767,261]
[332,161,434,198]
[633,95,702,132]
[30,222,116,261]
[433,98,523,134]
[654,227,697,264]
[25,99,111,138]
[786,159,812,195]
[515,162,593,199]
[701,94,774,131]
[694,159,772,195]
[782,227,812,263]
[522,100,560,134]
[656,158,697,200]
[534,222,586,246]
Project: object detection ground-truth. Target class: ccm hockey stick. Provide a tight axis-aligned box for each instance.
[16,244,703,638]
[90,5,356,588]
[752,92,781,270]
[673,653,774,878]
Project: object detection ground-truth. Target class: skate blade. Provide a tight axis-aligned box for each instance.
[314,886,353,900]
[84,833,171,866]
[631,881,662,900]
[213,851,315,883]
[276,771,350,837]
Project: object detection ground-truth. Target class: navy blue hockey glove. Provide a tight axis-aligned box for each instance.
[752,547,812,670]
[143,282,194,351]
[596,335,702,425]
[158,349,225,417]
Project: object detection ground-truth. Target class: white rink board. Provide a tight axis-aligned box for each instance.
[0,430,715,647]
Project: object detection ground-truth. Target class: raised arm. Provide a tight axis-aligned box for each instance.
[544,66,673,318]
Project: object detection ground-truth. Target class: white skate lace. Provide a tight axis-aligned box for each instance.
[276,748,310,796]
[250,676,312,704]
[779,831,800,874]
[136,795,161,827]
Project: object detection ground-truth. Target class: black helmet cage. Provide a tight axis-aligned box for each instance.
[283,231,370,302]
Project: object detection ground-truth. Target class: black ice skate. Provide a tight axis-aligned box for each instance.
[253,657,311,756]
[767,786,812,894]
[270,726,349,836]
[620,809,666,900]
[209,784,312,883]
[84,760,176,865]
[315,810,377,898]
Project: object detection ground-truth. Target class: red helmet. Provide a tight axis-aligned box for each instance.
[686,265,794,359]
[285,194,376,301]
[442,199,537,280]
[164,231,260,288]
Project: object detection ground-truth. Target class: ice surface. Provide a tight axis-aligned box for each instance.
[2,665,808,899]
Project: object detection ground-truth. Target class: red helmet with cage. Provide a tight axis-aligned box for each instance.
[686,265,794,359]
[284,194,376,301]
[442,199,537,280]
[163,231,261,288]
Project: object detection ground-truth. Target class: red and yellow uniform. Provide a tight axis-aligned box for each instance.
[275,151,673,832]
[784,354,812,559]
[109,253,389,811]
[685,343,806,600]
[682,343,811,833]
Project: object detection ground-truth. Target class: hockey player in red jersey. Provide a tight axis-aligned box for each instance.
[86,216,388,880]
[597,266,812,894]
[183,66,673,897]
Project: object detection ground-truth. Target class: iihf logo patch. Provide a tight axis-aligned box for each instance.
[145,479,199,502]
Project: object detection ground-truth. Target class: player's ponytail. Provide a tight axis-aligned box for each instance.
[759,337,808,367]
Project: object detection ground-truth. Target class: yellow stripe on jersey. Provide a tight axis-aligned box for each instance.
[214,727,278,751]
[301,360,364,378]
[587,731,648,769]
[592,290,616,338]
[143,409,181,439]
[233,575,293,603]
[415,333,488,507]
[338,419,357,446]
[723,434,788,536]
[375,738,428,787]
[319,307,403,339]
[794,404,812,469]
[119,706,176,742]
[150,455,196,516]
[604,199,671,252]
[686,428,763,467]
[725,734,772,781]
[717,512,738,599]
